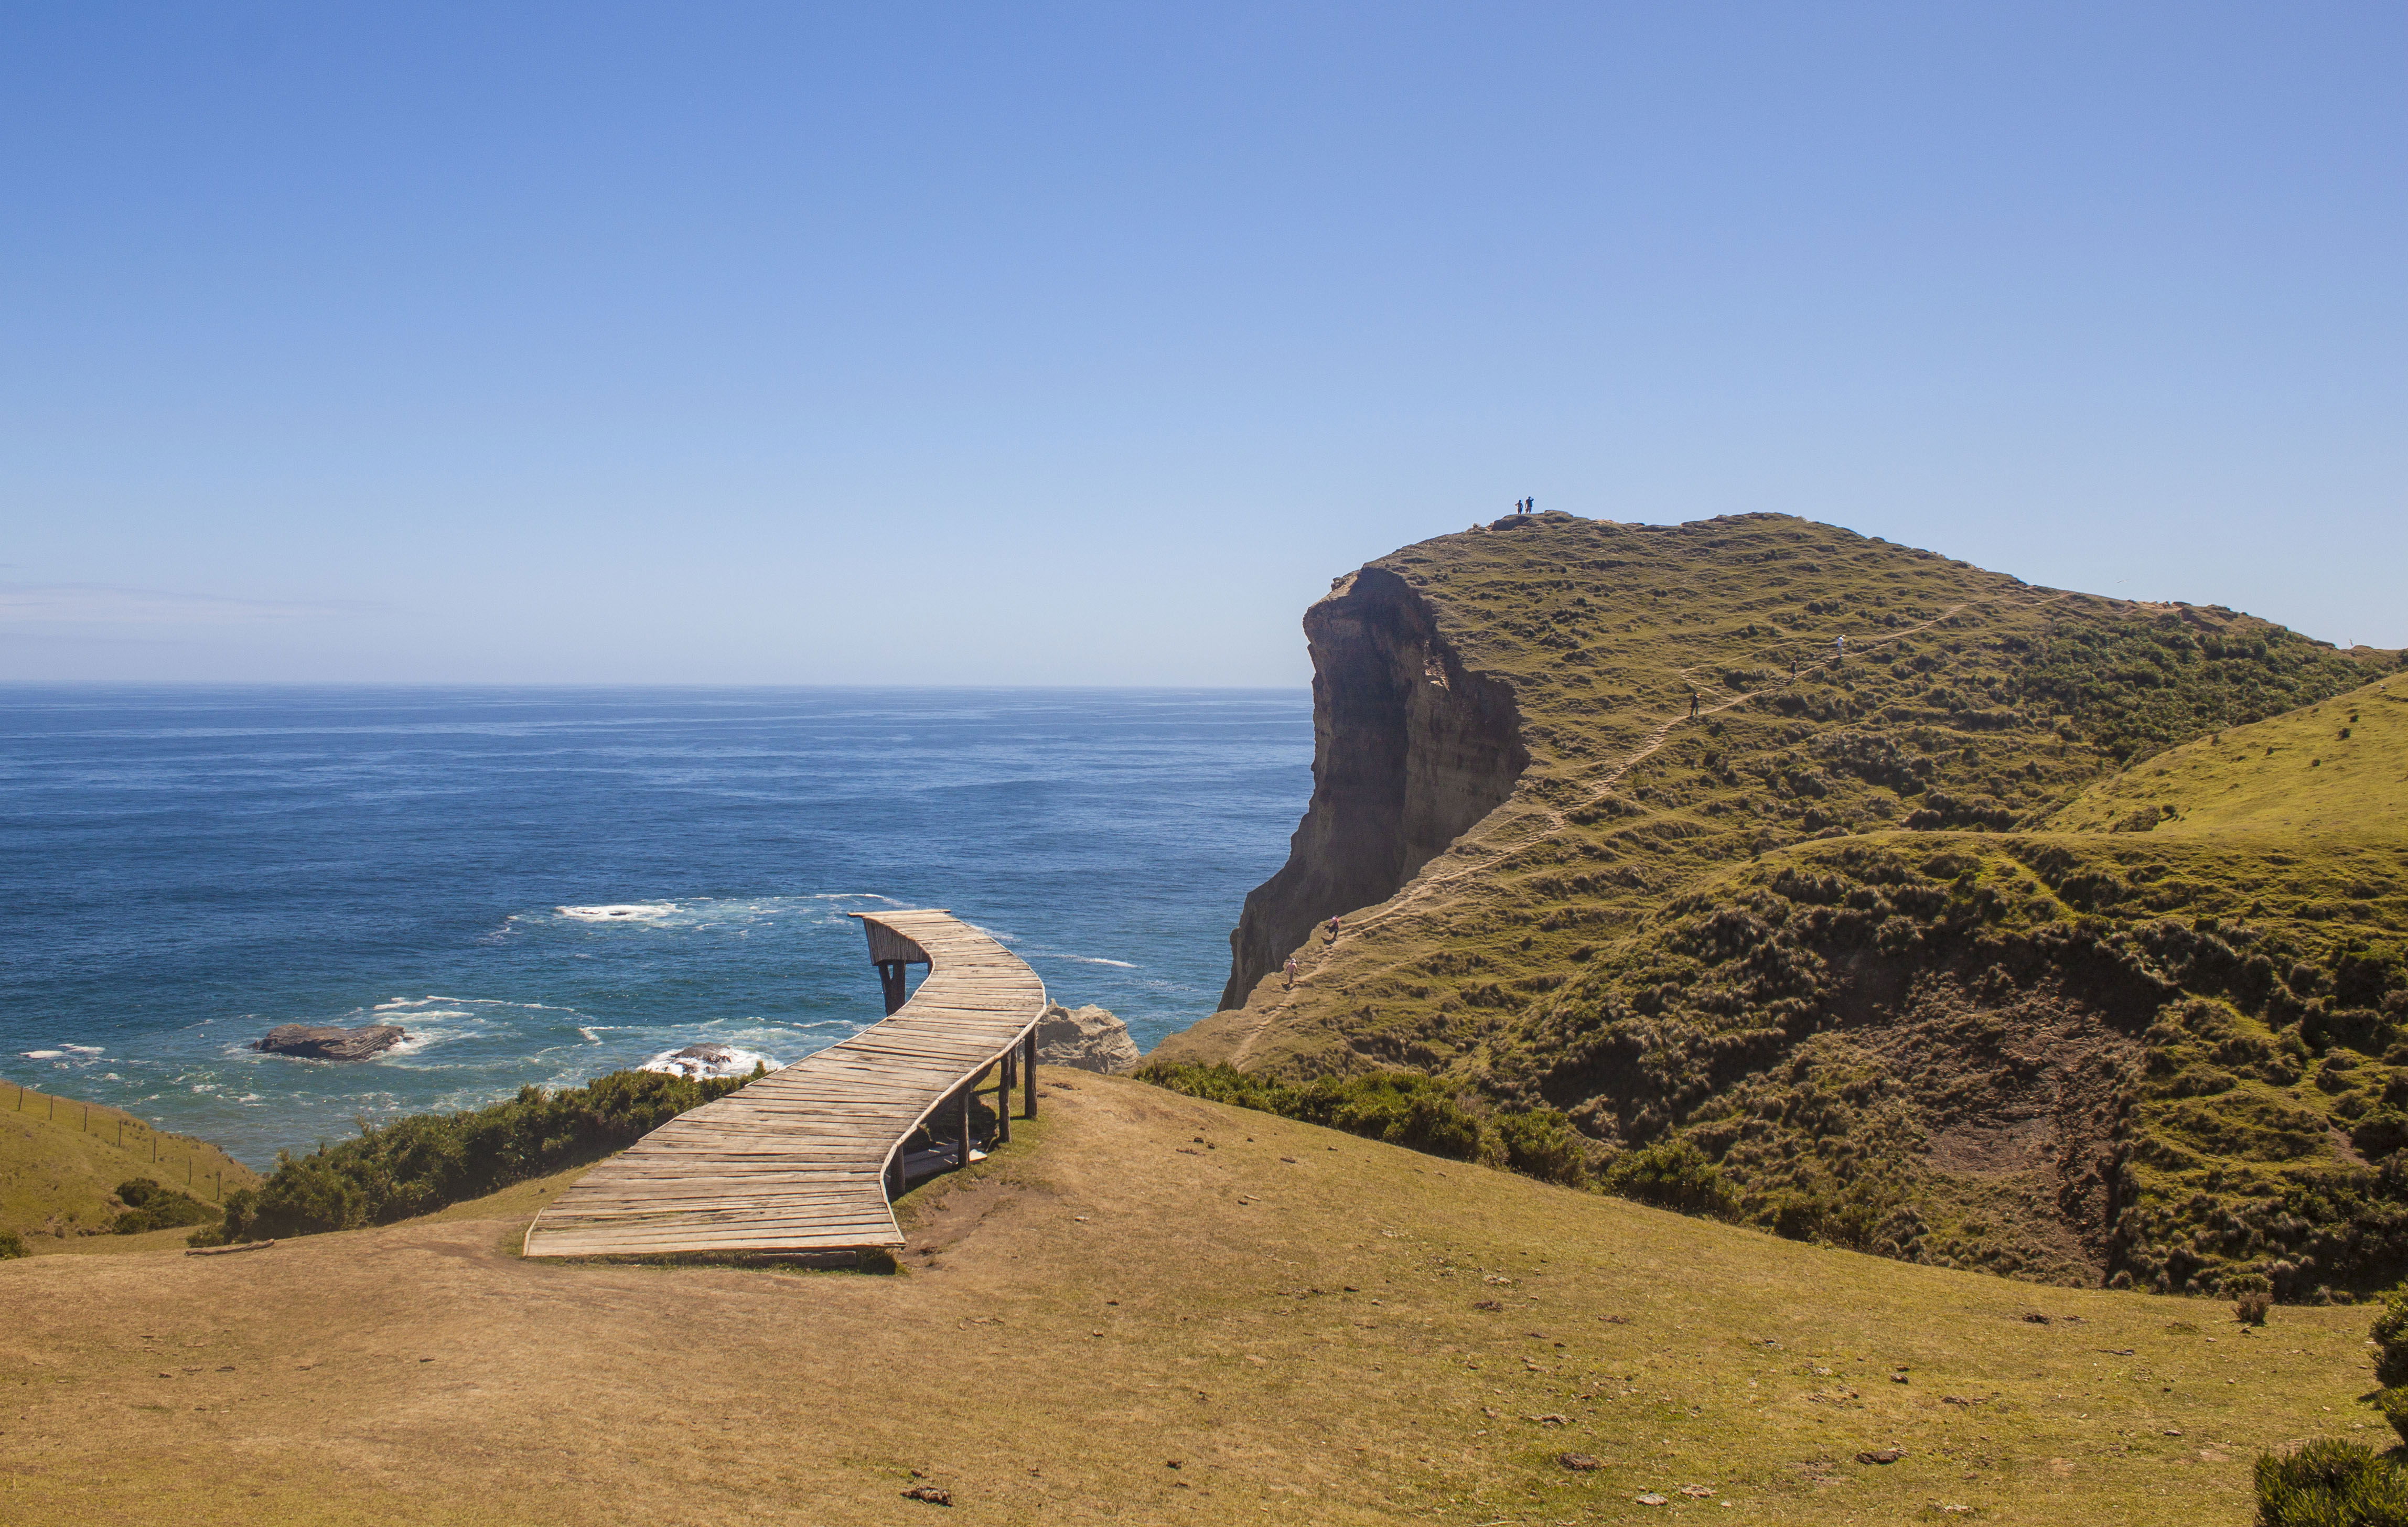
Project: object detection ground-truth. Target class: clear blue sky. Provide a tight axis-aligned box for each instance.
[4,3,2400,683]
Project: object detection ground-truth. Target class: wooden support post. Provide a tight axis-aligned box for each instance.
[1024,1030,1038,1119]
[997,1049,1012,1145]
[957,1078,974,1168]
[877,960,909,1016]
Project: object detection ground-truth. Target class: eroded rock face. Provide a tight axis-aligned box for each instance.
[1036,1004,1141,1074]
[254,1024,406,1062]
[1218,566,1526,1008]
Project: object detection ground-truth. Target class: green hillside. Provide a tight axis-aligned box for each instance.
[1154,511,2405,1300]
[1,1082,259,1250]
[2051,670,2408,838]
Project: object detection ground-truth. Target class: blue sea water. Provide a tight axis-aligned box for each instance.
[0,686,1312,1167]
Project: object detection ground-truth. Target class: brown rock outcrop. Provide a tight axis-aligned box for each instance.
[1217,566,1526,1009]
[253,1024,406,1061]
[1036,1004,1141,1074]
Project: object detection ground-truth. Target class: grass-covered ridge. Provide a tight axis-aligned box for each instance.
[1502,830,2407,1297]
[1165,512,2392,1080]
[2050,668,2408,838]
[1155,511,2404,1298]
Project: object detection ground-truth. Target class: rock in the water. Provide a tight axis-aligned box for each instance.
[1035,1004,1140,1074]
[254,1024,406,1062]
[642,1044,762,1080]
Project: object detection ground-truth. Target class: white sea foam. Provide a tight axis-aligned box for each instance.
[21,1049,63,1059]
[1051,955,1137,969]
[62,1044,104,1055]
[558,902,680,922]
[639,1044,775,1080]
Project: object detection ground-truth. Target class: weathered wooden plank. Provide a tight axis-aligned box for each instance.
[523,908,1046,1259]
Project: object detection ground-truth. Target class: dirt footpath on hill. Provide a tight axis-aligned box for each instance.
[0,1075,2384,1526]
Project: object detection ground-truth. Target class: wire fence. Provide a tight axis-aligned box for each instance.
[8,1080,246,1204]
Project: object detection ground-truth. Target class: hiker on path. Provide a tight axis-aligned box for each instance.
[1834,634,1846,660]
[1688,689,1700,719]
[1283,956,1299,990]
[1327,914,1342,940]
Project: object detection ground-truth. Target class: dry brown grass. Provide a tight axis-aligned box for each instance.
[0,1074,2384,1524]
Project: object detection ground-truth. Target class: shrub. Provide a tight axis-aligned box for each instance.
[219,1067,755,1242]
[110,1178,222,1235]
[1133,1062,1584,1185]
[2353,1112,2408,1162]
[1320,1074,1487,1160]
[2374,1389,2408,1449]
[1490,1109,1592,1187]
[2375,1289,2408,1389]
[2254,1438,2408,1526]
[2231,1272,2274,1326]
[1601,1138,1737,1217]
[0,1228,26,1260]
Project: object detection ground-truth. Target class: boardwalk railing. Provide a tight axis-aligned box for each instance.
[522,909,1047,1259]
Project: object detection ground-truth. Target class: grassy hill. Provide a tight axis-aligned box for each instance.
[1152,512,2405,1300]
[0,1075,2385,1524]
[2051,669,2408,838]
[1,1082,259,1250]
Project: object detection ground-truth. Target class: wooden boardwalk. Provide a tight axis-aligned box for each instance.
[522,909,1048,1259]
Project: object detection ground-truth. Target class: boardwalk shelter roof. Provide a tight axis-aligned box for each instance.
[522,909,1047,1259]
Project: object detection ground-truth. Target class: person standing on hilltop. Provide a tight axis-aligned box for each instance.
[1283,956,1299,990]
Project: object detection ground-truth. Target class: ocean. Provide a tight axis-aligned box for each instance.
[0,686,1313,1167]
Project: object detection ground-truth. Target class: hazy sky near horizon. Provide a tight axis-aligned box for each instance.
[4,4,2401,684]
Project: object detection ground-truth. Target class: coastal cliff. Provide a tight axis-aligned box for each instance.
[1218,565,1525,1009]
[1154,509,2408,1296]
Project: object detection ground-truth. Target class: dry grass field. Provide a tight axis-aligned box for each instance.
[1,1074,2384,1524]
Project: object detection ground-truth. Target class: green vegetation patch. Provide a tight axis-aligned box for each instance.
[1136,1063,1590,1186]
[1488,832,2408,1298]
[213,1067,757,1242]
[2254,1438,2408,1525]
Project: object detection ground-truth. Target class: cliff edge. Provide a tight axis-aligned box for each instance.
[1218,565,1526,1009]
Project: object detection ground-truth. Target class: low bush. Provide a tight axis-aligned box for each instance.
[1601,1138,1737,1217]
[2374,1388,2408,1449]
[2231,1272,2274,1326]
[1491,1108,1592,1187]
[2254,1438,2408,1525]
[1134,1063,1587,1186]
[110,1178,221,1235]
[212,1067,757,1243]
[2374,1289,2408,1388]
[0,1228,26,1260]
